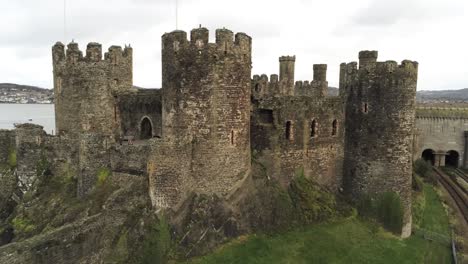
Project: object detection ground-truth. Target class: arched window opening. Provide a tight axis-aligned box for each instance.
[332,119,338,136]
[231,130,235,145]
[173,41,180,53]
[255,83,260,93]
[421,149,435,166]
[285,121,293,140]
[445,150,459,167]
[140,117,153,140]
[56,77,62,94]
[196,39,204,48]
[310,119,317,138]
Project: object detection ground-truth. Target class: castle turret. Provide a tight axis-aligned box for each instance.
[52,41,133,138]
[159,27,252,201]
[313,64,328,97]
[342,51,418,237]
[279,56,295,95]
[358,50,378,68]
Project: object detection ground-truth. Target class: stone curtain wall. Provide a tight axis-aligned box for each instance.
[251,96,344,190]
[342,51,418,237]
[14,124,47,192]
[250,56,343,190]
[0,130,15,165]
[117,89,162,140]
[414,108,468,166]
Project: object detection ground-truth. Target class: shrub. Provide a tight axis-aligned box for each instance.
[11,216,35,234]
[289,171,336,223]
[96,168,111,186]
[412,173,423,192]
[414,158,432,178]
[36,155,51,177]
[376,192,404,234]
[140,215,171,264]
[357,194,376,219]
[7,148,16,169]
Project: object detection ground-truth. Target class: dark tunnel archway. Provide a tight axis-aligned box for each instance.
[445,150,459,167]
[140,117,153,140]
[421,149,435,166]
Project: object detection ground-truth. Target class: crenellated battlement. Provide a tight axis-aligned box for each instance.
[252,59,328,98]
[340,51,418,98]
[52,41,134,138]
[252,74,280,96]
[343,50,418,237]
[161,27,251,58]
[52,41,132,65]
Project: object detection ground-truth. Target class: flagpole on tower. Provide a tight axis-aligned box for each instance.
[175,0,178,29]
[64,0,67,41]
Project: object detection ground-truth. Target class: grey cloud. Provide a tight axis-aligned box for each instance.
[352,0,463,26]
[0,0,172,48]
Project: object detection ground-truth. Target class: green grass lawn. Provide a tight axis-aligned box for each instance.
[184,183,452,264]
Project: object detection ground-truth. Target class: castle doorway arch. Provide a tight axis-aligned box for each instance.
[421,149,435,165]
[445,150,459,167]
[140,117,153,140]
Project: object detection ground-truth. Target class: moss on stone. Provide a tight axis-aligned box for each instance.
[96,167,111,186]
[11,216,35,234]
[107,229,129,263]
[7,148,16,169]
[139,215,172,264]
[288,172,337,224]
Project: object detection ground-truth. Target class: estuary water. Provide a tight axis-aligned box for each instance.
[0,104,55,134]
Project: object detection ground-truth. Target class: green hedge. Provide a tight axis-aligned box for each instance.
[357,192,404,234]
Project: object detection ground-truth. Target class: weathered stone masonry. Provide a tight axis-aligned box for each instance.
[342,51,418,238]
[0,27,418,237]
[251,59,344,190]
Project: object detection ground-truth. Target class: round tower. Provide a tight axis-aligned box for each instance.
[279,55,295,95]
[52,41,133,139]
[161,27,252,196]
[342,50,418,237]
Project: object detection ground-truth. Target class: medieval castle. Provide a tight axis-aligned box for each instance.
[0,27,418,236]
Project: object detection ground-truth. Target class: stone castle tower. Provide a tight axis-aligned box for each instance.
[158,27,252,198]
[52,42,133,138]
[341,51,418,237]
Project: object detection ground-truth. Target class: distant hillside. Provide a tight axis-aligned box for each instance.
[0,83,51,92]
[2,82,468,104]
[417,88,468,103]
[0,83,53,104]
[328,87,339,96]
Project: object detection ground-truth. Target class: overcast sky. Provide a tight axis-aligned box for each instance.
[0,0,467,90]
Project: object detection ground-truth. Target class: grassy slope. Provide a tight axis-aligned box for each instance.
[186,182,451,264]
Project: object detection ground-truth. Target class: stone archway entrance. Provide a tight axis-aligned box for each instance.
[140,117,153,140]
[445,150,459,167]
[421,149,435,165]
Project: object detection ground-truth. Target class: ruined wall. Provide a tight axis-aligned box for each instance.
[42,135,80,185]
[342,51,418,237]
[52,42,133,139]
[413,108,468,166]
[251,96,344,190]
[77,133,112,196]
[0,130,15,165]
[148,139,193,208]
[111,143,150,176]
[151,27,252,207]
[14,124,47,192]
[117,89,162,139]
